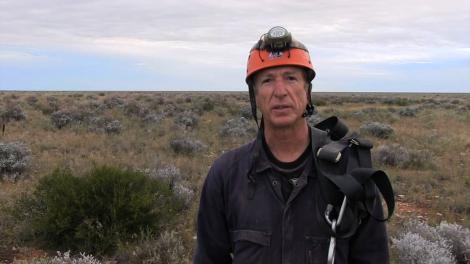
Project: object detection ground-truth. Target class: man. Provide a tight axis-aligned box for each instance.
[194,26,390,264]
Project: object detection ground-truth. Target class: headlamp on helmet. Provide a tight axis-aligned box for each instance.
[264,26,292,51]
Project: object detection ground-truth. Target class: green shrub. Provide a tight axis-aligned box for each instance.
[22,166,184,255]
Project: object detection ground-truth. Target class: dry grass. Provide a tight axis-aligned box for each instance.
[0,91,469,263]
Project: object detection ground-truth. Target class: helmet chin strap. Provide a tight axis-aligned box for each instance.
[248,84,260,128]
[302,83,315,117]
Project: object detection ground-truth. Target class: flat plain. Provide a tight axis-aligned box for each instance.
[0,91,469,263]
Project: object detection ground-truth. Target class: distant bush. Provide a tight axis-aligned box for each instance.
[124,101,149,119]
[399,107,419,117]
[239,104,253,119]
[1,103,26,122]
[103,96,125,109]
[170,138,206,155]
[393,220,470,264]
[118,230,189,264]
[25,95,39,106]
[89,117,122,134]
[50,110,73,129]
[146,162,194,208]
[149,164,183,185]
[384,97,411,106]
[311,97,327,106]
[142,112,165,124]
[46,96,60,112]
[200,97,215,112]
[219,117,256,138]
[14,251,101,264]
[351,107,396,122]
[374,143,433,169]
[20,166,184,255]
[174,111,199,130]
[360,122,394,139]
[0,141,31,180]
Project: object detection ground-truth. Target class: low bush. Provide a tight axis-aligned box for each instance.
[89,117,122,134]
[239,104,253,119]
[174,111,199,130]
[18,166,184,255]
[398,107,419,117]
[170,139,206,155]
[13,251,101,264]
[25,95,39,106]
[392,220,470,264]
[374,144,433,169]
[1,103,26,122]
[351,107,397,122]
[0,141,31,180]
[360,122,394,139]
[146,163,194,208]
[118,230,189,264]
[123,101,149,119]
[50,110,73,129]
[103,96,125,109]
[219,117,256,138]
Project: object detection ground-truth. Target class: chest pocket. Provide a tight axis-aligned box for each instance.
[231,229,271,264]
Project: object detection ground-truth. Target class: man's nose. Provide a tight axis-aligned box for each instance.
[272,78,287,97]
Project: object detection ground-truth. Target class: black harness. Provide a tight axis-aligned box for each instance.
[311,116,395,263]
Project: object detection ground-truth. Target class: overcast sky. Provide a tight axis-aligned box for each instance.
[1,0,469,92]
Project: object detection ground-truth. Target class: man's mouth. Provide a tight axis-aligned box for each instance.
[272,105,290,110]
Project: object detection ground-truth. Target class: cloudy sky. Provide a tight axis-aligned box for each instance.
[1,0,469,92]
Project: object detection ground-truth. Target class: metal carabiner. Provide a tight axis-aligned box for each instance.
[325,196,348,264]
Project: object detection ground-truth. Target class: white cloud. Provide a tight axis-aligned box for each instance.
[1,0,469,91]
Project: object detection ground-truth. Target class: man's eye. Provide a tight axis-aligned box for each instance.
[262,78,272,84]
[287,76,297,81]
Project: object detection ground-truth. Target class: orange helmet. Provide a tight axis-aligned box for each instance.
[246,26,316,126]
[246,26,316,84]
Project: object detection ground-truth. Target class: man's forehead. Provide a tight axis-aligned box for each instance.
[256,66,304,77]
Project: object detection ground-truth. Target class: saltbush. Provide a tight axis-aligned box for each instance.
[89,117,122,134]
[239,104,253,119]
[1,103,26,122]
[50,110,73,129]
[146,163,194,208]
[0,141,31,180]
[399,107,419,117]
[21,166,184,255]
[14,251,101,264]
[374,144,433,169]
[26,96,39,106]
[219,117,256,138]
[351,108,396,122]
[174,111,199,129]
[103,96,125,109]
[393,220,470,264]
[393,232,456,264]
[170,139,206,155]
[359,122,394,139]
[437,222,470,263]
[124,101,149,118]
[118,230,189,264]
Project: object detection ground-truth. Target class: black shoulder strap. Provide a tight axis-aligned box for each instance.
[314,116,349,141]
[312,117,395,223]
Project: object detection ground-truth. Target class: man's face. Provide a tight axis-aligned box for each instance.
[254,66,309,129]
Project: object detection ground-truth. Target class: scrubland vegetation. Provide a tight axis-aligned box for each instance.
[0,91,469,263]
